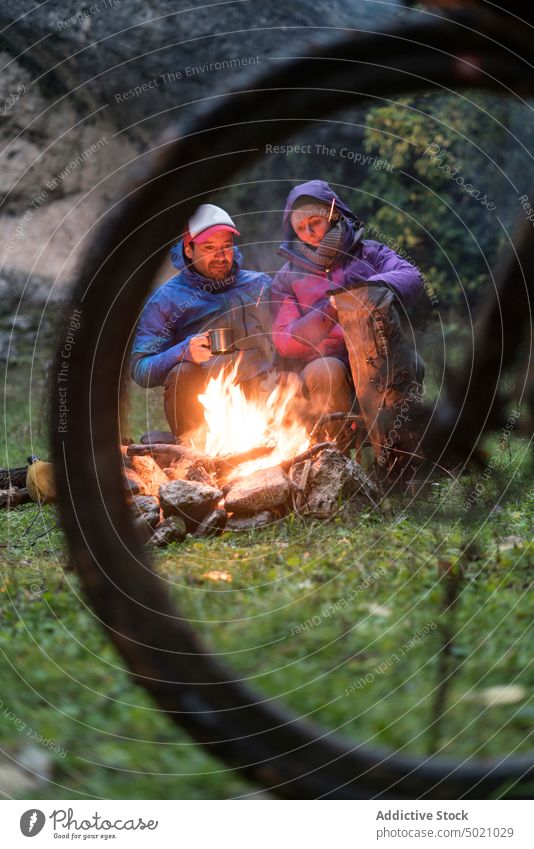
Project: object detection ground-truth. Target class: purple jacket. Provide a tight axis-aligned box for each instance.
[271,180,424,363]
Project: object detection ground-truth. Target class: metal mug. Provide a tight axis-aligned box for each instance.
[208,327,235,354]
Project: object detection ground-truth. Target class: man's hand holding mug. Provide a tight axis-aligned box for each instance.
[186,333,212,363]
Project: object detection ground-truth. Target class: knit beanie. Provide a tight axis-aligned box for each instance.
[289,196,339,232]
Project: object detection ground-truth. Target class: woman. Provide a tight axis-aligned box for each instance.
[271,180,424,475]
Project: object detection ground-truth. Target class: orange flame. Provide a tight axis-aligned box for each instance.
[195,363,309,475]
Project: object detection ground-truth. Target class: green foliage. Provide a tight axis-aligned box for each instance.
[357,91,520,307]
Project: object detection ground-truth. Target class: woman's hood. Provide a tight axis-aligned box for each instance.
[282,180,360,240]
[280,180,364,267]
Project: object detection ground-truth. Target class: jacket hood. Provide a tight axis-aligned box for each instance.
[170,239,243,289]
[280,180,364,269]
[282,180,360,239]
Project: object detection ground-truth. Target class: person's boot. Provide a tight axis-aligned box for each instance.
[329,281,425,485]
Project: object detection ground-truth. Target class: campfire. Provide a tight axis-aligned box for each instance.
[194,363,309,477]
[121,366,377,546]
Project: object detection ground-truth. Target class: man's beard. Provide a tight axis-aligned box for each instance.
[208,261,231,277]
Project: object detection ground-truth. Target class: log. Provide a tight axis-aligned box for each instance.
[0,466,28,489]
[280,442,334,470]
[128,443,274,484]
[129,454,169,498]
[0,487,29,509]
[127,443,214,472]
[213,446,274,478]
[123,468,146,496]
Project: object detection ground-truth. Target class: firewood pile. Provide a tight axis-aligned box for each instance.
[121,439,378,547]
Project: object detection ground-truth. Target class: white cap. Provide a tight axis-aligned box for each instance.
[186,204,240,244]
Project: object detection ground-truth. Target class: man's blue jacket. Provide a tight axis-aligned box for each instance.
[130,240,274,388]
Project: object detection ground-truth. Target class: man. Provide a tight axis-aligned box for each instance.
[130,203,273,439]
[271,180,424,476]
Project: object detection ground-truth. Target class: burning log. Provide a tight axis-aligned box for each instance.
[280,442,335,470]
[126,443,215,486]
[121,446,172,498]
[224,465,293,515]
[213,446,274,479]
[120,446,146,496]
[162,452,214,485]
[128,442,280,486]
[123,468,147,497]
[127,443,215,474]
[163,462,213,485]
[128,454,169,498]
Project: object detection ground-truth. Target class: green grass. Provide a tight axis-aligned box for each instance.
[1,307,533,799]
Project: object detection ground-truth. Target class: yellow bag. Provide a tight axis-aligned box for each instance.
[26,458,56,504]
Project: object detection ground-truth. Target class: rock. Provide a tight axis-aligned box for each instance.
[195,508,227,538]
[129,454,169,497]
[18,744,53,781]
[150,516,187,547]
[0,2,415,283]
[159,479,223,531]
[123,468,146,497]
[0,759,43,795]
[224,466,293,515]
[302,448,377,519]
[226,511,274,531]
[132,494,159,514]
[131,495,160,530]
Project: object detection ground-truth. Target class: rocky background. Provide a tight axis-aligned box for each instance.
[0,0,406,289]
